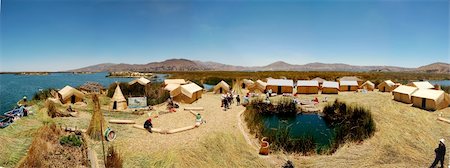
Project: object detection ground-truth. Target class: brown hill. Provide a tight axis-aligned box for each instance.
[69,59,447,73]
[417,62,449,73]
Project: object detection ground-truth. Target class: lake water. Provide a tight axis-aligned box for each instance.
[0,72,166,114]
[263,113,334,147]
[429,80,450,86]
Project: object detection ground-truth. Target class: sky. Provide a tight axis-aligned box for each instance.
[1,0,449,72]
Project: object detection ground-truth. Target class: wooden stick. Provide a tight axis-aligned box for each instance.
[109,119,135,124]
[184,107,204,111]
[437,117,450,124]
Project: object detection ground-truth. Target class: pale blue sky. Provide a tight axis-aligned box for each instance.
[1,0,449,71]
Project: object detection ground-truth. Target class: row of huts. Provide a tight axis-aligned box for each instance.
[212,77,449,111]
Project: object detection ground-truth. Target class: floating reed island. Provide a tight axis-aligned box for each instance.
[106,71,154,78]
[17,72,50,76]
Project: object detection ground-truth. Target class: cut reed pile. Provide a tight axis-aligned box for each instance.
[86,94,107,141]
[18,123,89,167]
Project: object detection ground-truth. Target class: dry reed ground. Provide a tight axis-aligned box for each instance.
[1,91,449,168]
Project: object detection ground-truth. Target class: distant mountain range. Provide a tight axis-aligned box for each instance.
[69,59,449,73]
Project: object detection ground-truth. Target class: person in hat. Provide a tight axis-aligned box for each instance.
[143,117,153,133]
[430,138,446,168]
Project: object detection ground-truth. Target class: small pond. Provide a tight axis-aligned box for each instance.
[263,113,334,147]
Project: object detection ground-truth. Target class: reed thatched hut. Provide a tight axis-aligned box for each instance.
[322,81,339,94]
[213,81,230,94]
[377,80,396,92]
[360,81,375,91]
[407,81,434,89]
[248,80,267,93]
[173,83,203,104]
[339,81,358,91]
[266,79,293,94]
[411,89,449,111]
[111,84,127,110]
[296,80,319,94]
[392,85,418,104]
[58,86,85,104]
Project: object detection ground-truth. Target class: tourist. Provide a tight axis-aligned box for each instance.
[236,95,240,106]
[430,139,446,168]
[221,93,226,107]
[144,118,153,133]
[196,113,203,125]
[222,97,229,111]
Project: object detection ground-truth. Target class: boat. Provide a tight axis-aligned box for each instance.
[0,115,13,128]
[3,106,28,118]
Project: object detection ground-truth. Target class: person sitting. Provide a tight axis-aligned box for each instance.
[313,97,319,103]
[143,118,153,133]
[67,105,74,112]
[195,113,204,125]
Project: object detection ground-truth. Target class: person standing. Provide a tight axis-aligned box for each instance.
[236,95,240,106]
[430,139,446,168]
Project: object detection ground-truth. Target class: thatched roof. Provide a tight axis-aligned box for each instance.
[267,79,293,87]
[214,81,230,91]
[338,76,363,81]
[128,77,150,86]
[322,81,339,89]
[297,80,319,87]
[339,81,358,86]
[393,85,418,95]
[79,82,104,92]
[412,89,445,101]
[111,85,126,102]
[383,80,396,87]
[243,79,254,85]
[58,85,84,100]
[311,77,326,83]
[181,83,203,98]
[408,81,434,89]
[164,79,187,86]
[361,81,375,87]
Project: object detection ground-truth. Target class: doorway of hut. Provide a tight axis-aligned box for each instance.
[71,95,76,104]
[421,98,426,109]
[219,88,223,93]
[277,86,282,94]
[113,101,117,110]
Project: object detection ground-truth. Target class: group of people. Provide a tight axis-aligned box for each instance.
[221,91,241,111]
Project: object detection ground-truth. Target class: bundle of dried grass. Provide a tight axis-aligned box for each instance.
[86,94,107,140]
[45,100,70,118]
[19,124,63,167]
[106,146,123,168]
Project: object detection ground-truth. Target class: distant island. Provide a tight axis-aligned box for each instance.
[68,59,450,74]
[106,71,154,78]
[17,72,50,76]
